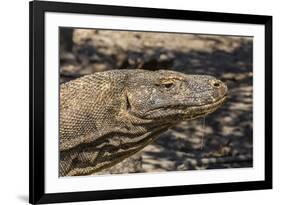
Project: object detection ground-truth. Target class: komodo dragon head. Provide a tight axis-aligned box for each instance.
[59,69,227,176]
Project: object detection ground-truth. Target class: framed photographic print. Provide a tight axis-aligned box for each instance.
[29,0,272,204]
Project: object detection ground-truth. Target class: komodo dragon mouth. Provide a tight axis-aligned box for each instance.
[143,95,227,120]
[59,69,228,176]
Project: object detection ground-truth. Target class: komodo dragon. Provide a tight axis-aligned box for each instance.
[59,69,227,176]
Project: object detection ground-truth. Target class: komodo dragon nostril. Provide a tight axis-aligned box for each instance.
[210,80,221,88]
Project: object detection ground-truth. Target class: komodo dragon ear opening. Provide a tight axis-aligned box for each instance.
[125,94,132,112]
[119,90,134,115]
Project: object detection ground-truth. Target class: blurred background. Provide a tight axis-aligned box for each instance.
[59,28,253,174]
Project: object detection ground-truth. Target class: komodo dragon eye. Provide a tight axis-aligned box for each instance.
[155,79,176,89]
[155,81,174,89]
[163,82,174,89]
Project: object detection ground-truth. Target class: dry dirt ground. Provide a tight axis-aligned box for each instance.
[60,28,253,174]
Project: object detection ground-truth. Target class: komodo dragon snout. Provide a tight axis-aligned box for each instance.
[59,69,227,176]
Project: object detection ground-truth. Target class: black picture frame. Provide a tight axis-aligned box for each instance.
[29,0,272,204]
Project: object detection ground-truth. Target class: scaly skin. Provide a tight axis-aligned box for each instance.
[59,69,227,176]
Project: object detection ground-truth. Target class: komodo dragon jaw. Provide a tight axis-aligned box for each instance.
[59,69,227,176]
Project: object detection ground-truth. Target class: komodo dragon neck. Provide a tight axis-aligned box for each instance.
[59,69,227,176]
